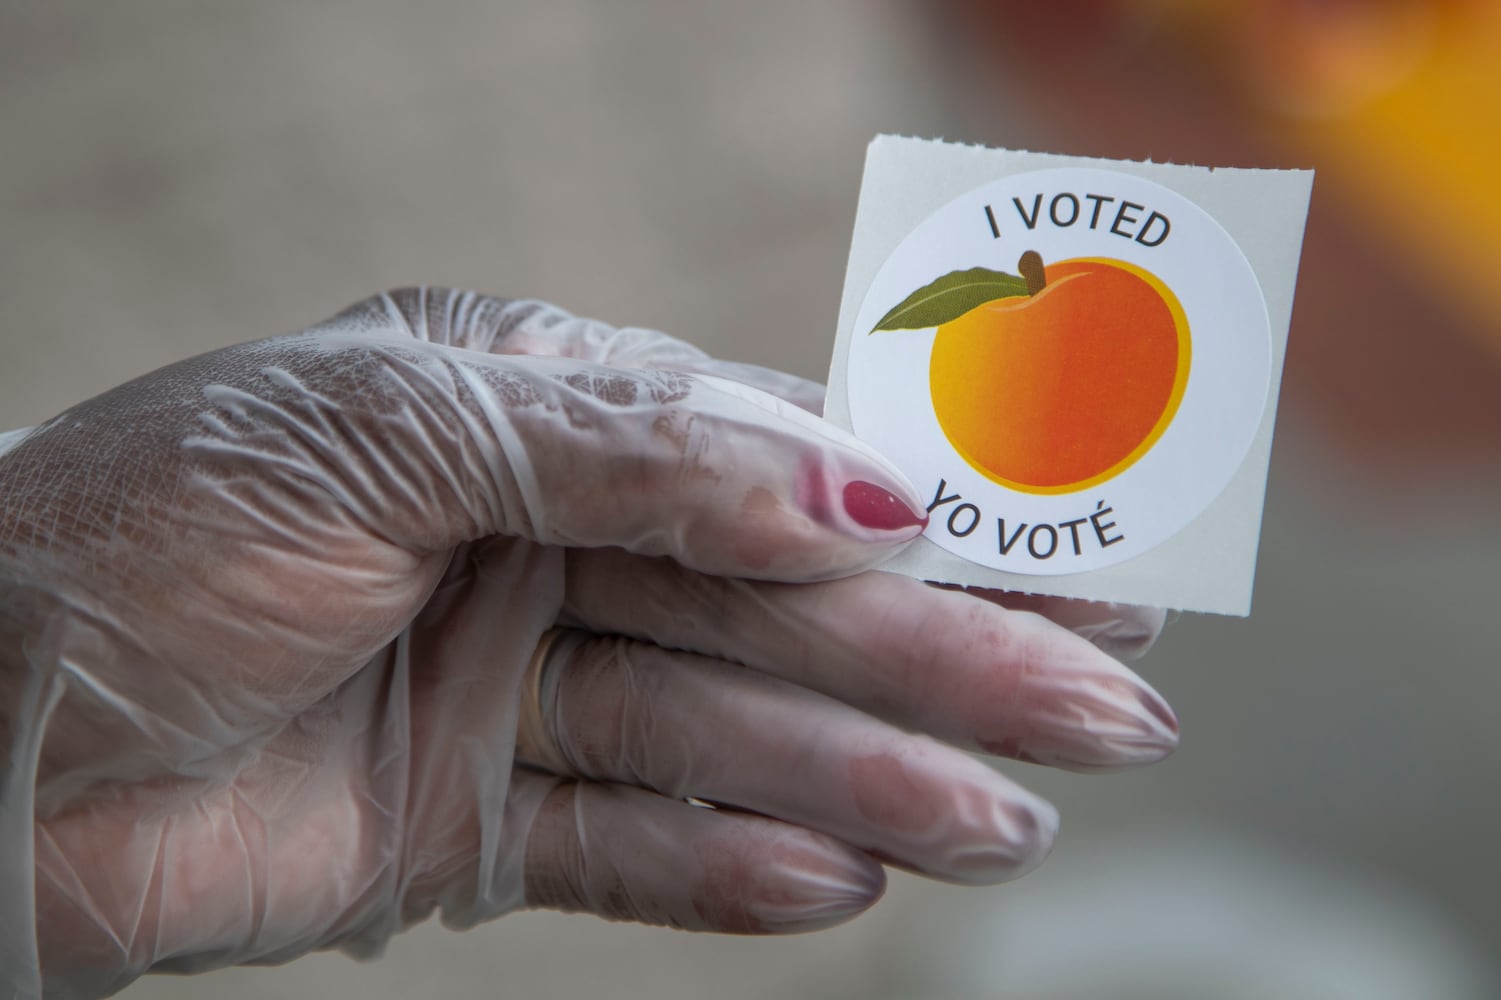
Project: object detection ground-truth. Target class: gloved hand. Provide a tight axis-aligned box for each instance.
[0,289,1176,999]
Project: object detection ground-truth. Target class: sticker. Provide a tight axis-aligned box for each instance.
[846,167,1272,575]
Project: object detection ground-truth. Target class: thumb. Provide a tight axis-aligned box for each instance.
[186,336,928,582]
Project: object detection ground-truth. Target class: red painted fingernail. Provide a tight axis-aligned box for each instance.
[842,481,927,531]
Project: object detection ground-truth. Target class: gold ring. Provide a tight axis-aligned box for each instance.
[514,627,574,775]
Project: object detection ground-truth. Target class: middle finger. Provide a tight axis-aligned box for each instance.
[561,548,1178,772]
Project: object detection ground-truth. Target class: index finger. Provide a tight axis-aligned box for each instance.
[561,549,1178,773]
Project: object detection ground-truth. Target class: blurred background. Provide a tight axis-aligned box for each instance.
[3,1,1499,997]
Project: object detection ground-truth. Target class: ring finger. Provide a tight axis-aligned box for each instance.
[515,630,1058,886]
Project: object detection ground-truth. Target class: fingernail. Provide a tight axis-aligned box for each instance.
[842,480,928,532]
[1009,794,1061,875]
[753,840,887,933]
[1093,679,1179,765]
[1136,685,1179,735]
[948,785,1060,885]
[1068,603,1169,661]
[1021,671,1180,771]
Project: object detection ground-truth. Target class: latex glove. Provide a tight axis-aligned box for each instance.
[0,290,1176,998]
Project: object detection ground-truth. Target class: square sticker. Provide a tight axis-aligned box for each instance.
[825,136,1312,615]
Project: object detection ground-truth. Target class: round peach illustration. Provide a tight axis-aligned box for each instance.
[872,252,1191,494]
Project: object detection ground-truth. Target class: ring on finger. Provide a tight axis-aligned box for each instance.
[515,626,578,775]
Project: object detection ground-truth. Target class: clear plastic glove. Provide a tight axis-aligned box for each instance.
[0,290,1176,998]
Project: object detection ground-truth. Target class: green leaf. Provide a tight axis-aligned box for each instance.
[869,267,1031,332]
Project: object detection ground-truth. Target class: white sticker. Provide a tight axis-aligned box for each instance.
[846,167,1272,575]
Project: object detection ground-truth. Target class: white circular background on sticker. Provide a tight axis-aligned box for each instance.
[847,167,1271,575]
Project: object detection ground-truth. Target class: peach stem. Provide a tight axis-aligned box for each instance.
[1019,251,1046,296]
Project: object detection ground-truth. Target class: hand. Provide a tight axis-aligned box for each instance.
[0,290,1176,998]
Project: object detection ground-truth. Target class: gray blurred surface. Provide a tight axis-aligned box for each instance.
[3,3,1498,998]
